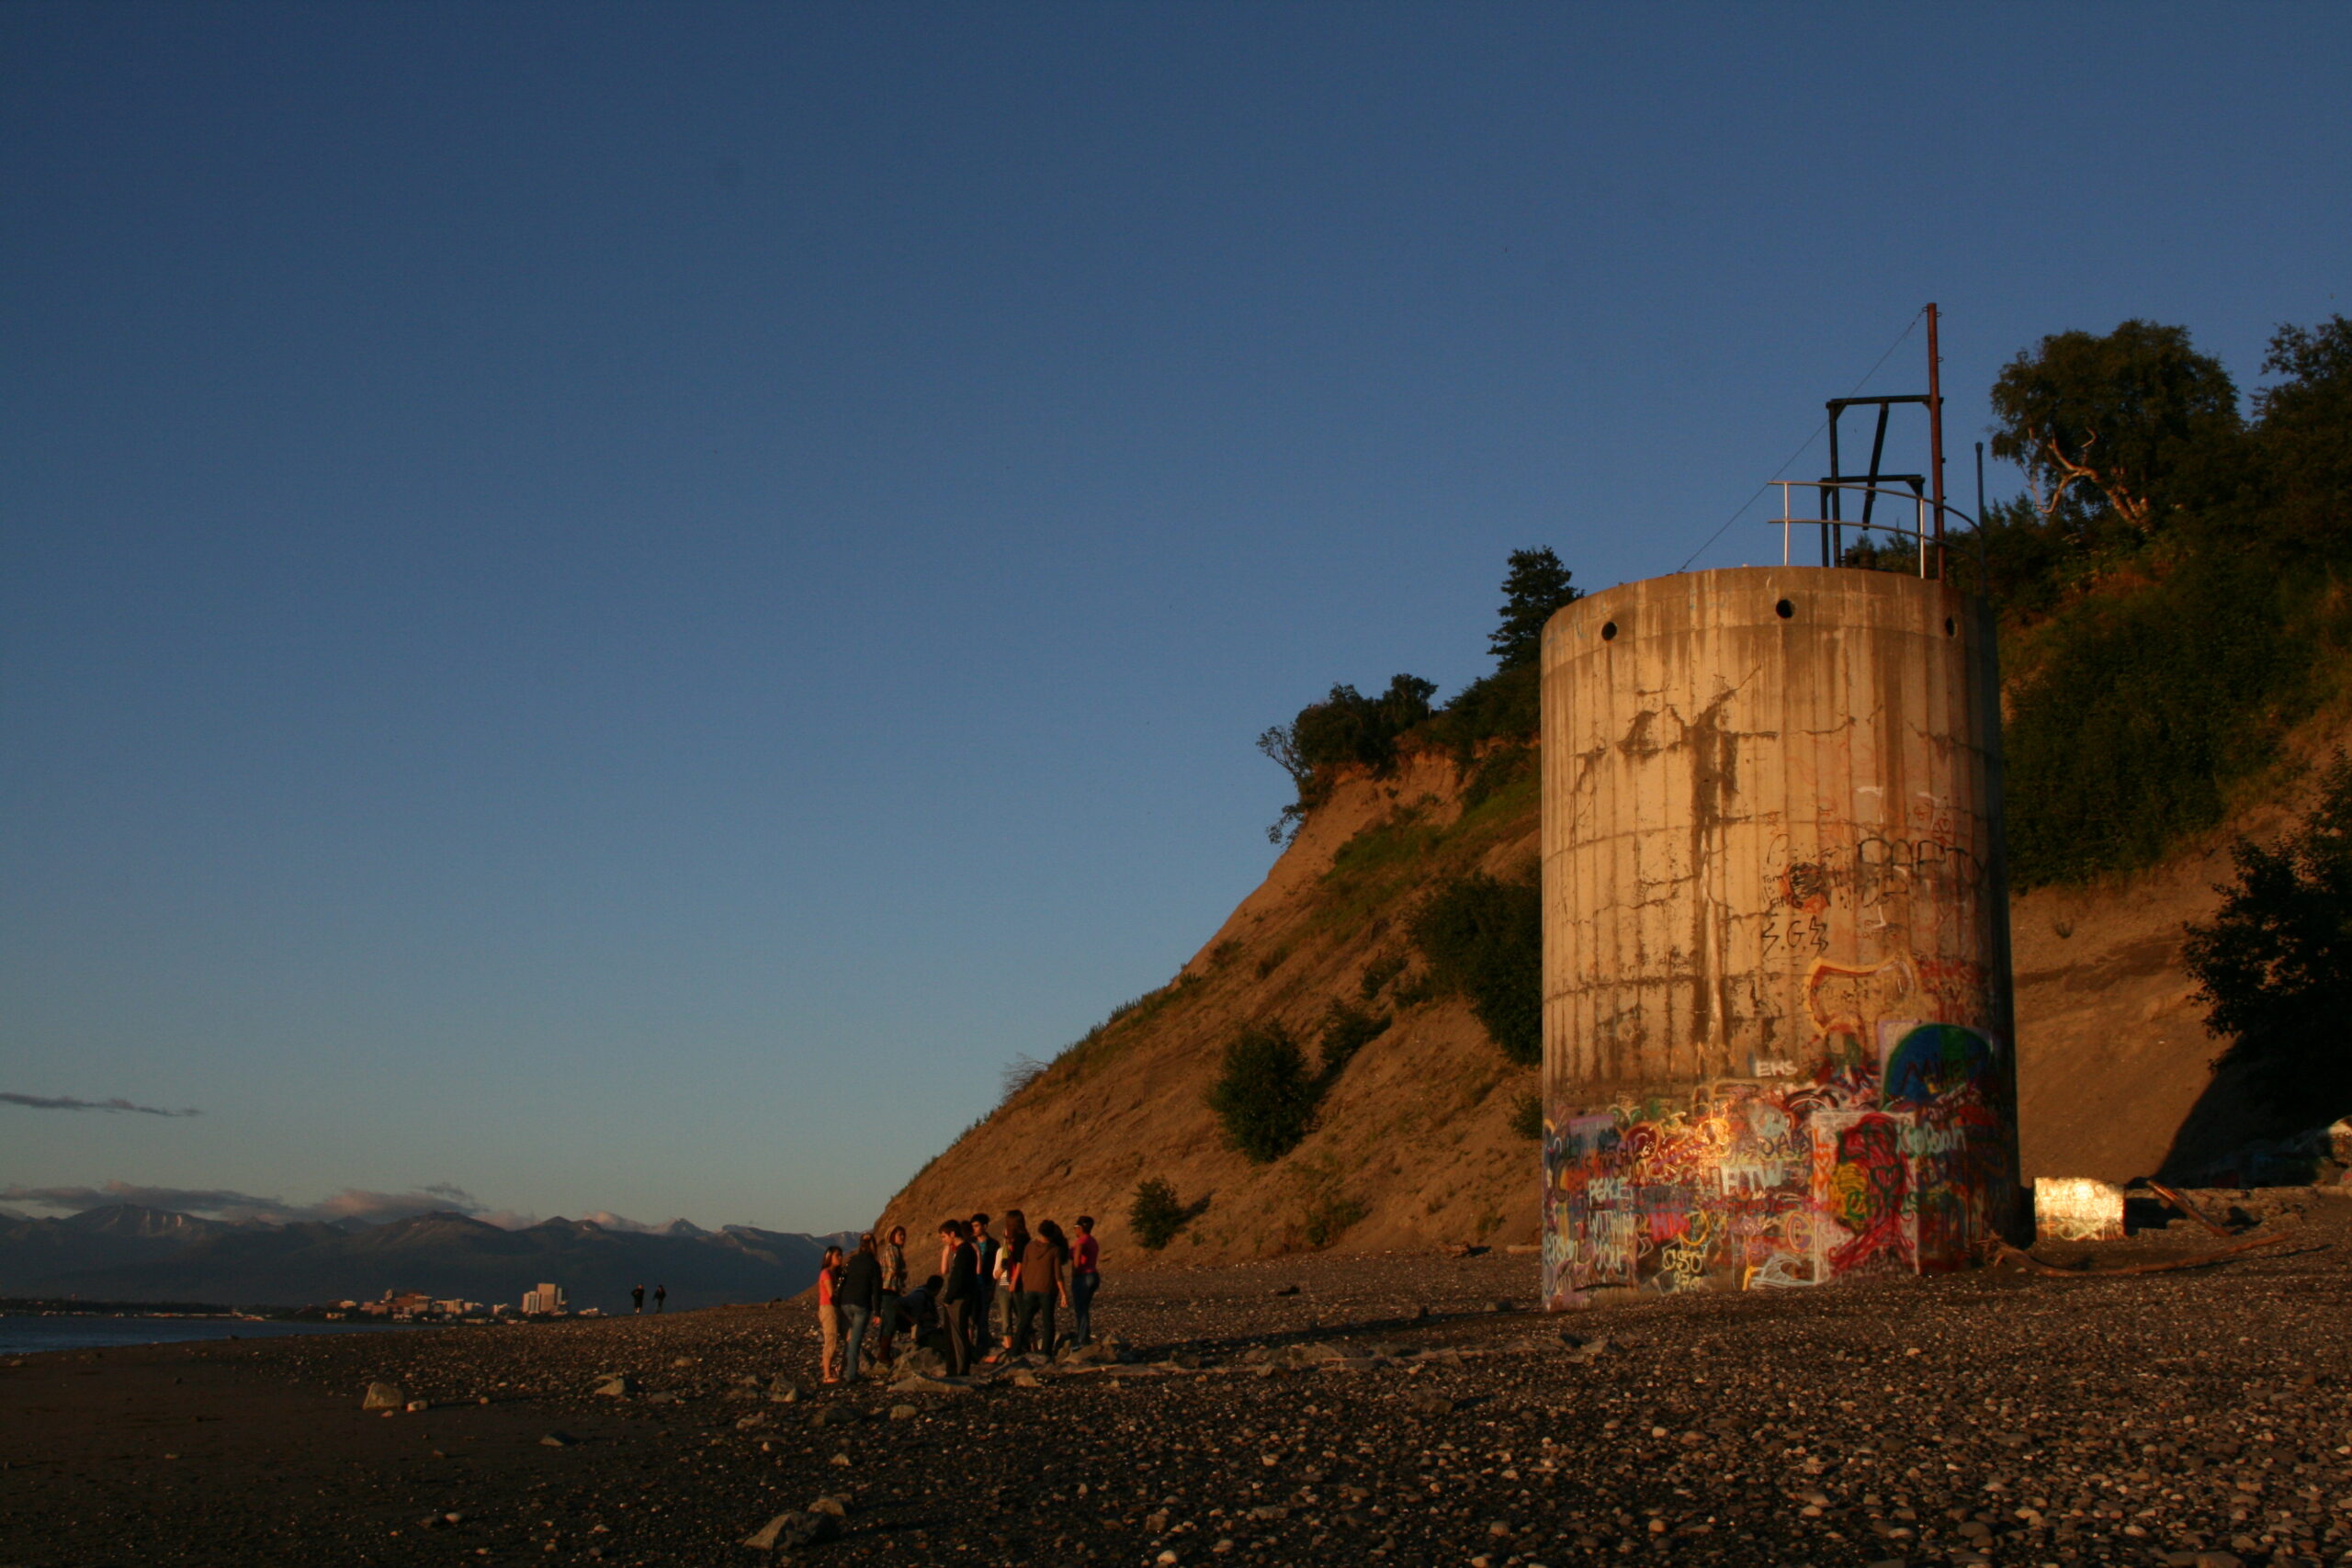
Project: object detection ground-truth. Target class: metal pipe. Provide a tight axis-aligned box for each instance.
[1927,302,1946,580]
[1826,407,1843,565]
[1975,441,1989,595]
[1861,403,1889,529]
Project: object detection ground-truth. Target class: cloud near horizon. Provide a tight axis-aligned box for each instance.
[2,1091,199,1117]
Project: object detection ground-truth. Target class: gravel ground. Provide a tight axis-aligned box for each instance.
[5,1194,2349,1568]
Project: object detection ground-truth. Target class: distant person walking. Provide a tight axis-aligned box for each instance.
[836,1234,883,1383]
[653,1284,665,1314]
[815,1246,845,1383]
[967,1213,1000,1363]
[1014,1219,1070,1356]
[631,1283,645,1315]
[936,1218,977,1377]
[876,1224,908,1365]
[1069,1215,1101,1346]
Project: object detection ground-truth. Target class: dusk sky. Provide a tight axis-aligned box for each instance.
[4,5,2346,1234]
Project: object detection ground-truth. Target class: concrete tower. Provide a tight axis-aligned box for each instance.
[1537,566,2017,1306]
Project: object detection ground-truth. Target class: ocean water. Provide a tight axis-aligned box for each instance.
[0,1314,395,1358]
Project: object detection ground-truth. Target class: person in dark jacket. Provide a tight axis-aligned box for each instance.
[967,1213,999,1363]
[935,1218,977,1376]
[835,1235,884,1383]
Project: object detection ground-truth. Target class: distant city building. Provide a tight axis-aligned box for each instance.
[521,1282,565,1315]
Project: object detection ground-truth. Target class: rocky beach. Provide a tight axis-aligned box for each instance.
[6,1196,2349,1568]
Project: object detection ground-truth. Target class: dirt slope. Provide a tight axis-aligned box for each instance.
[880,747,1547,1265]
[879,724,2343,1269]
[2010,736,2346,1185]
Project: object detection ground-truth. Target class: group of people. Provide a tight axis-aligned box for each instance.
[812,1210,1102,1383]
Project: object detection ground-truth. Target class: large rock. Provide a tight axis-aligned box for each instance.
[361,1382,405,1411]
[741,1510,839,1551]
[594,1375,640,1397]
[893,1373,971,1396]
[891,1347,948,1381]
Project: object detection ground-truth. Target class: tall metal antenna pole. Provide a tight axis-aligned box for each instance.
[1926,302,1946,580]
[1975,440,1989,593]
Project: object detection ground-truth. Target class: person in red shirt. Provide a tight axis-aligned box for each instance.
[1069,1214,1102,1347]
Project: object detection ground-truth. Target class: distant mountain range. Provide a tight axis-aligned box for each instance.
[0,1204,849,1313]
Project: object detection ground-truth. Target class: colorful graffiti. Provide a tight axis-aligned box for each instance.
[2032,1177,2124,1243]
[1540,1021,2015,1307]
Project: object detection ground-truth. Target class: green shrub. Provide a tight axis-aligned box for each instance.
[2182,752,2352,1120]
[1409,868,1543,1066]
[1424,664,1540,762]
[999,1055,1047,1105]
[1357,952,1408,1000]
[1314,1000,1389,1081]
[1206,1022,1321,1162]
[1129,1178,1195,1251]
[1290,1152,1369,1248]
[1508,1088,1544,1141]
[2005,554,2304,885]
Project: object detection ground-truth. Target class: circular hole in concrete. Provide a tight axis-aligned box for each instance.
[1945,616,1957,636]
[1774,599,1794,619]
[1600,621,1618,641]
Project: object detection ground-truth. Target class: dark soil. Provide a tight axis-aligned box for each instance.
[6,1199,2350,1568]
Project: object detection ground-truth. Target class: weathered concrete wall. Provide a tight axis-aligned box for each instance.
[1538,567,2018,1305]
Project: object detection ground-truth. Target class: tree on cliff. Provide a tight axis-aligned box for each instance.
[2182,752,2352,1122]
[2247,313,2352,563]
[1257,549,1581,841]
[1487,547,1583,670]
[1256,674,1439,843]
[1981,313,2351,886]
[1989,319,2243,536]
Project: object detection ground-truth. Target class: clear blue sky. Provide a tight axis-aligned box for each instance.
[3,4,2345,1233]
